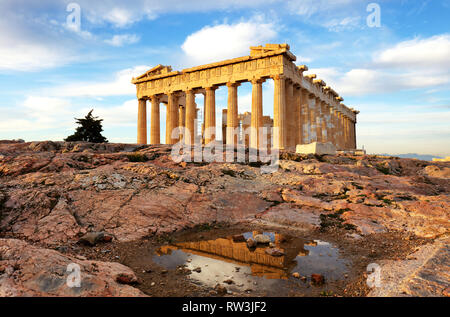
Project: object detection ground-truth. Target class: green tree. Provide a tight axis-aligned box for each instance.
[65,110,108,143]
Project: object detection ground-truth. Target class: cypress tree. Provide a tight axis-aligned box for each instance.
[65,110,108,143]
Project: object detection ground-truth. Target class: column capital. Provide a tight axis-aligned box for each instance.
[272,74,286,81]
[250,77,266,84]
[205,85,218,91]
[285,77,294,84]
[226,82,241,88]
[150,95,160,102]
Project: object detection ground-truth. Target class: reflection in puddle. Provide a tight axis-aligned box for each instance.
[153,231,350,295]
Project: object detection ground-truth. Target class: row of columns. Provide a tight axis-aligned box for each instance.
[137,76,357,150]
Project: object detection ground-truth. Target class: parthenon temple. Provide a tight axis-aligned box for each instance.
[132,43,359,151]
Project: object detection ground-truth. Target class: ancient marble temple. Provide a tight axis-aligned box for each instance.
[132,44,359,151]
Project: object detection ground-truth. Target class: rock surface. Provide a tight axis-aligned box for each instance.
[0,239,145,297]
[368,236,449,297]
[0,141,449,297]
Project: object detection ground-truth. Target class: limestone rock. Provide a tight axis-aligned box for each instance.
[265,248,285,257]
[311,274,325,286]
[296,142,336,155]
[78,232,114,246]
[254,234,271,244]
[0,239,145,297]
[246,238,257,249]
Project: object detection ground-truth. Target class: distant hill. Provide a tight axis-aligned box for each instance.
[378,153,443,161]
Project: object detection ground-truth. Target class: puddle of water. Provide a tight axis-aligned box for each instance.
[153,231,350,296]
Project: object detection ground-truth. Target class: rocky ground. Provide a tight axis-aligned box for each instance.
[0,141,448,297]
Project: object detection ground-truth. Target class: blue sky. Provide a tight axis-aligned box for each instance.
[0,0,449,156]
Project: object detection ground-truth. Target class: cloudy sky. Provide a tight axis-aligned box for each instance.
[0,0,449,156]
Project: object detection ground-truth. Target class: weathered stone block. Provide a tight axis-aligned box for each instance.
[296,142,336,155]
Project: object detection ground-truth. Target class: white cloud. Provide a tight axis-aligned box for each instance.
[181,17,278,64]
[105,34,141,47]
[82,99,138,127]
[0,43,71,72]
[306,34,450,96]
[74,0,277,28]
[52,66,151,97]
[287,0,359,17]
[374,34,450,69]
[324,16,361,32]
[0,97,73,132]
[0,15,74,72]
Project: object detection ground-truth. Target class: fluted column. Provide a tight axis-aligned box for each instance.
[315,98,323,143]
[353,120,357,149]
[273,75,286,150]
[150,96,160,144]
[300,89,309,144]
[137,98,147,144]
[166,93,179,145]
[251,78,265,149]
[308,94,316,143]
[204,86,217,145]
[226,83,239,147]
[344,116,350,150]
[335,111,341,149]
[285,79,294,149]
[178,105,185,142]
[319,101,327,143]
[185,89,195,145]
[330,107,337,147]
[339,112,345,149]
[348,119,354,149]
[348,117,352,149]
[293,86,301,146]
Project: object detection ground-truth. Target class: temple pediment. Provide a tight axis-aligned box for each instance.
[250,43,296,61]
[133,64,173,82]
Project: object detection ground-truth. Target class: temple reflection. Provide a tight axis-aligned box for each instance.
[156,232,310,280]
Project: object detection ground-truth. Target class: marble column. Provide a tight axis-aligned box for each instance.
[336,111,342,149]
[330,107,337,147]
[293,86,302,146]
[308,94,316,143]
[339,112,345,149]
[226,83,239,147]
[273,75,286,150]
[346,116,351,149]
[185,89,196,145]
[285,80,294,149]
[150,95,160,144]
[204,87,217,145]
[348,119,354,149]
[137,98,147,144]
[178,105,185,142]
[321,101,328,143]
[344,116,350,150]
[300,89,309,144]
[166,93,179,145]
[315,97,323,143]
[251,78,264,149]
